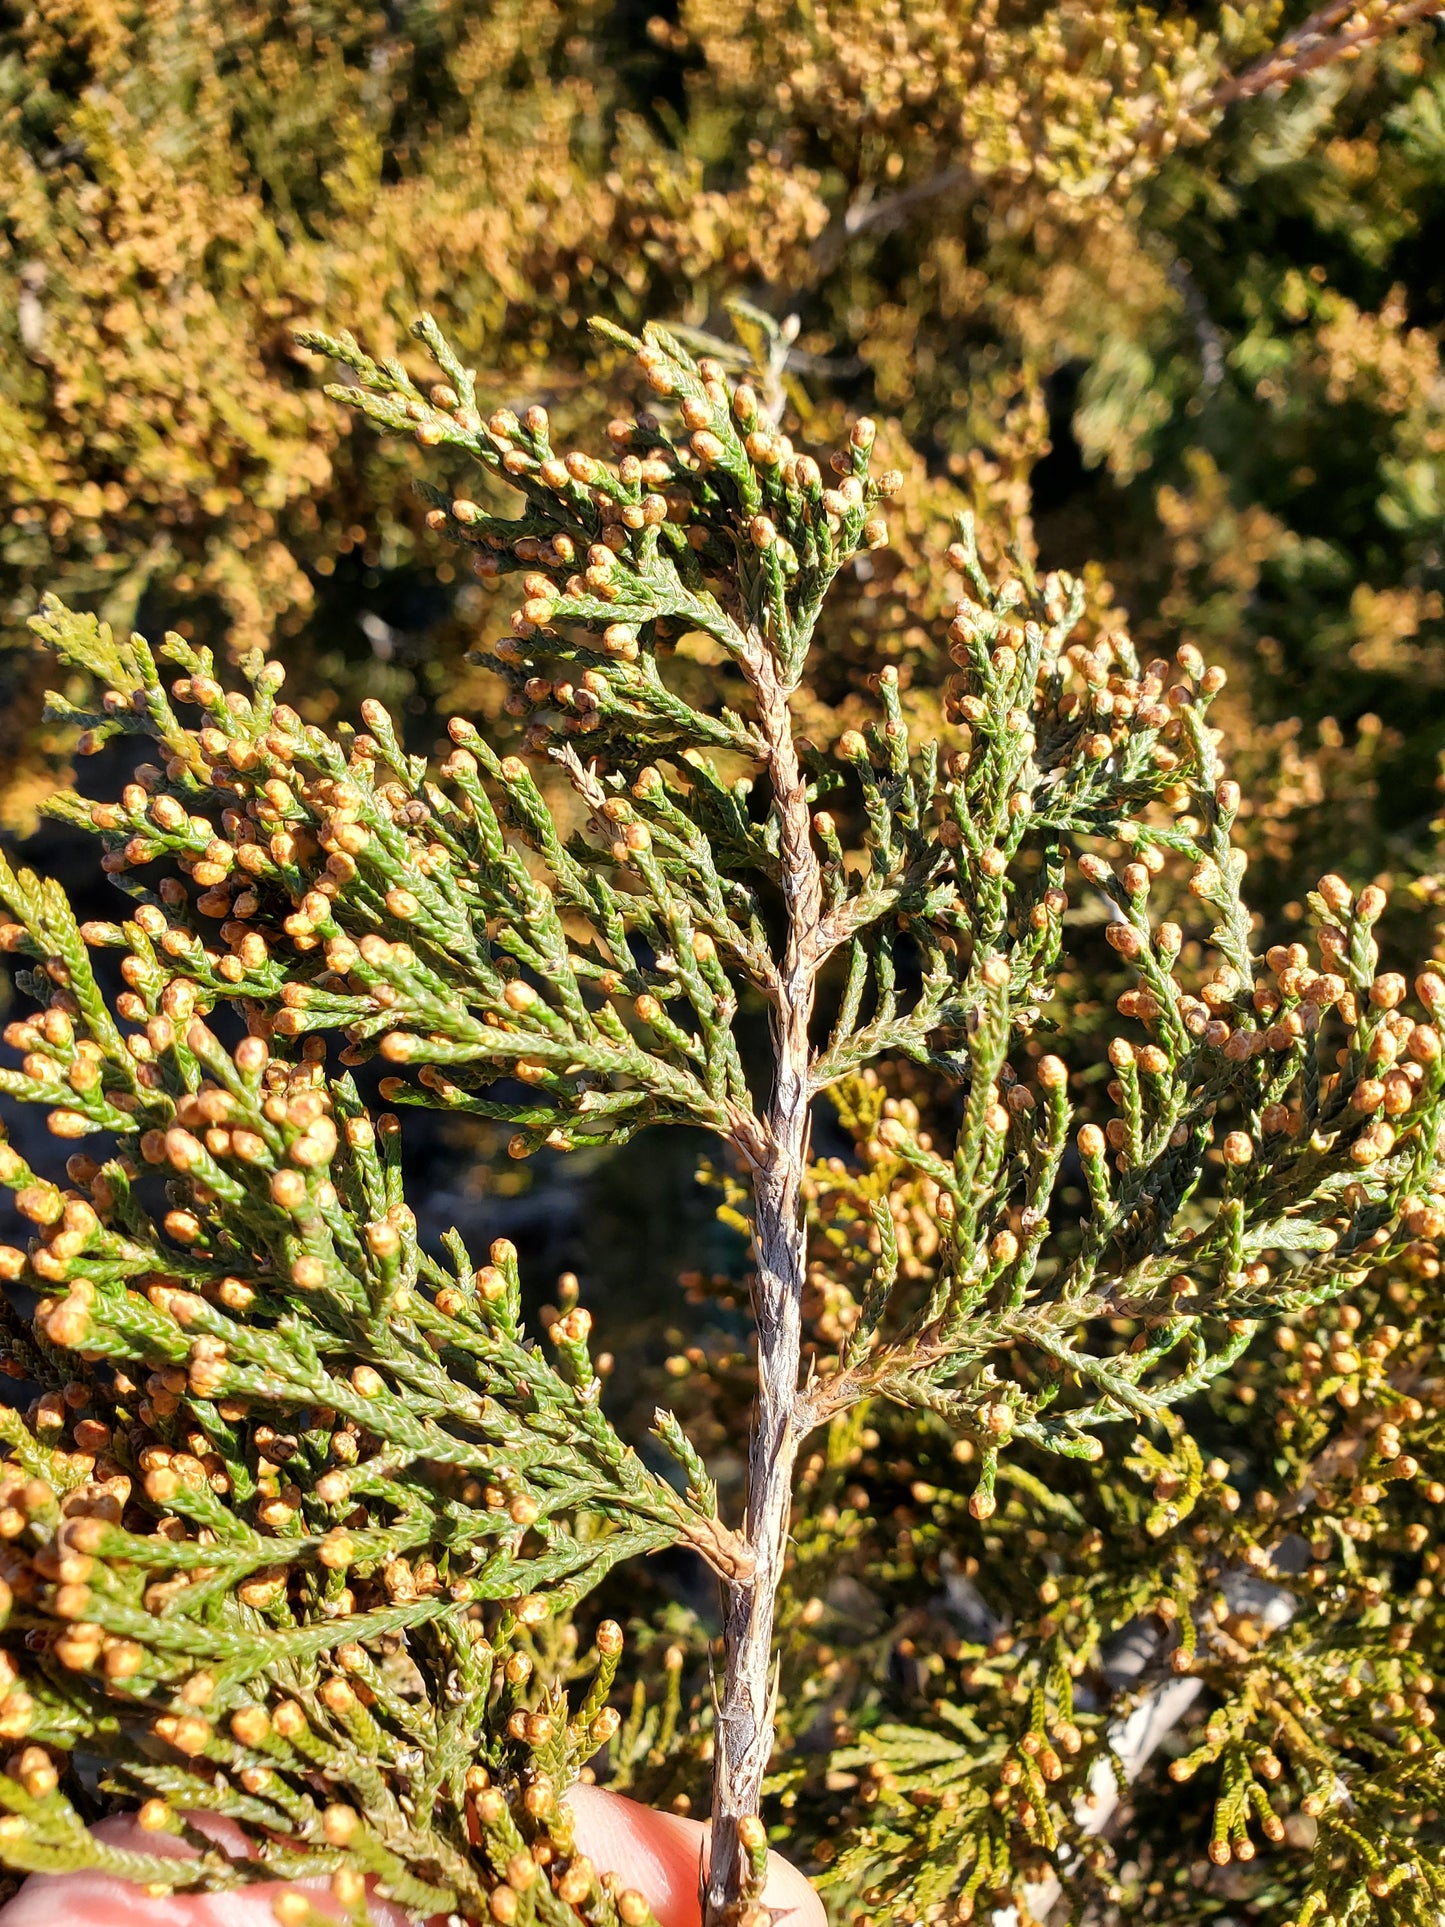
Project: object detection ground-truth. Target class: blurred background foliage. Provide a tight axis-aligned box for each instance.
[3,0,1443,876]
[4,3,1445,1920]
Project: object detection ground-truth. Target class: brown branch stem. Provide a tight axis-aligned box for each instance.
[1210,0,1442,108]
[705,645,823,1926]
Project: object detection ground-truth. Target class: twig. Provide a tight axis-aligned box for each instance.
[1210,0,1443,108]
[706,640,825,1924]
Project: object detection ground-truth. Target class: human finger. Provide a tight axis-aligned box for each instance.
[566,1784,823,1927]
[0,1812,418,1927]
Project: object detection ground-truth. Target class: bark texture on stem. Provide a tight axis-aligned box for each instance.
[705,652,821,1926]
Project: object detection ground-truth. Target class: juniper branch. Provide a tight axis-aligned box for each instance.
[2,307,1443,1927]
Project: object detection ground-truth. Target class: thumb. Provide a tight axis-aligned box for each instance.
[565,1785,823,1927]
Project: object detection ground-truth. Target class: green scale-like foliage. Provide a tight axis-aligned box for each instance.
[0,315,1440,1922]
[745,1235,1445,1925]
